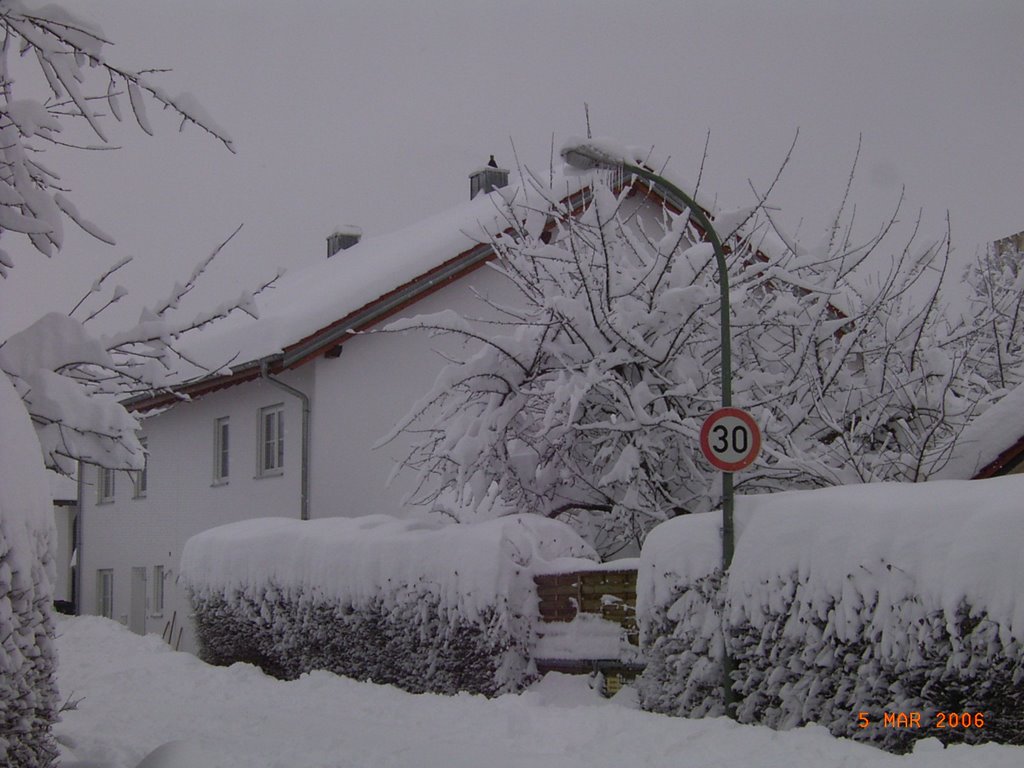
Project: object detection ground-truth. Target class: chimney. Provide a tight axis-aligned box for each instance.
[327,225,362,258]
[469,155,509,200]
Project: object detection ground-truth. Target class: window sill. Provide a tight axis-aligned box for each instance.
[211,479,229,488]
[256,470,284,479]
[96,498,115,505]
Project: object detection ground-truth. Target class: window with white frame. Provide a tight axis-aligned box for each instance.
[97,569,114,618]
[258,404,284,475]
[213,417,230,483]
[98,467,115,503]
[132,438,148,498]
[151,565,164,616]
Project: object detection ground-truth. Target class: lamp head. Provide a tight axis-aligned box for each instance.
[559,139,625,172]
[560,146,602,170]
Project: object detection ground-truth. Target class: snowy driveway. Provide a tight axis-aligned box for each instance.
[55,616,1022,768]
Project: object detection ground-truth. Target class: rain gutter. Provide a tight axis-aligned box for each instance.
[75,459,84,615]
[280,241,496,369]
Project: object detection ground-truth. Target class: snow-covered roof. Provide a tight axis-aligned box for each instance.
[130,150,726,411]
[129,168,632,409]
[125,189,528,409]
[932,383,1024,480]
[181,190,516,372]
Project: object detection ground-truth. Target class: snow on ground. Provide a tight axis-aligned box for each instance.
[55,616,1023,768]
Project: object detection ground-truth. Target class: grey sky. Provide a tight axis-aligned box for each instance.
[2,0,1022,336]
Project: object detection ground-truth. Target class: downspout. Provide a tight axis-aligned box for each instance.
[75,459,84,615]
[259,360,311,521]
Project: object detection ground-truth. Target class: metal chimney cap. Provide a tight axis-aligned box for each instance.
[327,226,363,257]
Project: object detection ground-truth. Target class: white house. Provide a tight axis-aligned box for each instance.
[75,158,686,651]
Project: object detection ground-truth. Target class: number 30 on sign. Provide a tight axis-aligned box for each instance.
[700,407,761,472]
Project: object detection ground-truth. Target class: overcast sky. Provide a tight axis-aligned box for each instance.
[2,0,1022,337]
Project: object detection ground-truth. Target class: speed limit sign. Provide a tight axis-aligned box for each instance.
[700,407,761,472]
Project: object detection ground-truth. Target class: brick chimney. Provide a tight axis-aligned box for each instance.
[469,155,509,200]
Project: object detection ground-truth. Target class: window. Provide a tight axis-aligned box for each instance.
[213,417,230,483]
[151,565,164,616]
[258,404,284,475]
[97,569,113,618]
[132,438,148,498]
[98,467,115,503]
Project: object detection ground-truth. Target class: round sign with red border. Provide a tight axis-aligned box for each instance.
[700,407,761,472]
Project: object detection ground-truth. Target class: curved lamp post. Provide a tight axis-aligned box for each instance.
[561,142,737,716]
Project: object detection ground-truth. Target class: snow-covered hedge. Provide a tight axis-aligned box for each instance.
[636,478,1024,753]
[181,514,596,695]
[0,374,59,766]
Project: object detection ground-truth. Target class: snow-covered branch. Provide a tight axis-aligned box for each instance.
[386,160,1008,557]
[0,1,235,274]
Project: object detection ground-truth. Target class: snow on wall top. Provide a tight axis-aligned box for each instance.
[638,476,1024,642]
[179,514,597,621]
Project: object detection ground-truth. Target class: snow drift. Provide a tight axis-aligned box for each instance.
[637,477,1024,752]
[180,514,597,695]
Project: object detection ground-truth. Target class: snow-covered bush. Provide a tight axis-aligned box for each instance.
[0,374,59,766]
[181,515,597,695]
[636,478,1024,752]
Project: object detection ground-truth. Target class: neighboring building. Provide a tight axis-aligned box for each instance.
[992,229,1024,258]
[77,160,686,651]
[930,231,1024,481]
[934,382,1024,480]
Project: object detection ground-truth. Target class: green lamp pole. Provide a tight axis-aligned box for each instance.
[561,144,737,716]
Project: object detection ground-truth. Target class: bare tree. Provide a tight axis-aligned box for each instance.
[382,156,999,557]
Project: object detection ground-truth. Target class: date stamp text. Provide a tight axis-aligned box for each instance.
[857,711,986,729]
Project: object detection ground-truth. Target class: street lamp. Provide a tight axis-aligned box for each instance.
[561,140,738,716]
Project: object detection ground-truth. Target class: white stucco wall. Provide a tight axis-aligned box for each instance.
[79,368,311,653]
[308,263,518,518]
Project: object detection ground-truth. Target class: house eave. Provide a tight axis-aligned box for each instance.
[123,177,692,413]
[124,359,273,413]
[280,240,498,370]
[124,241,503,412]
[973,436,1024,479]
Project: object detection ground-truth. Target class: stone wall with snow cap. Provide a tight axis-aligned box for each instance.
[637,476,1024,753]
[180,514,597,695]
